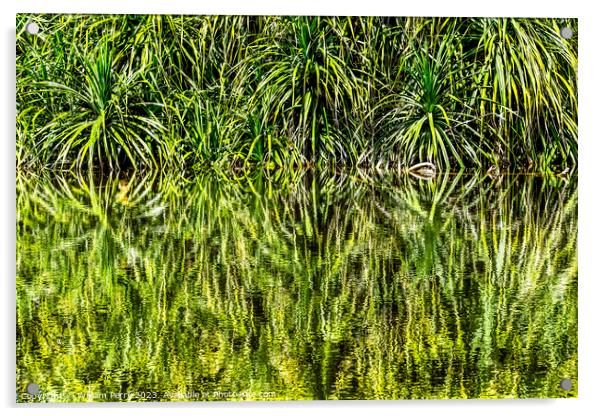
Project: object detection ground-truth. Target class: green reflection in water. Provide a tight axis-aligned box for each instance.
[16,171,577,401]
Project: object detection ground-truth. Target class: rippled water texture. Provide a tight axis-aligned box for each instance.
[16,171,577,401]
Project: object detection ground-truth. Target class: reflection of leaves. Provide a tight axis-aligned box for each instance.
[16,171,577,400]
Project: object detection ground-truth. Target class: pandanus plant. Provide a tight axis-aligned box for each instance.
[245,16,367,165]
[375,29,480,170]
[36,41,165,170]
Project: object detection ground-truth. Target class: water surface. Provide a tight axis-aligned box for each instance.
[16,171,577,401]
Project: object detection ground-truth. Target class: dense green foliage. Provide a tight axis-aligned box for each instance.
[17,15,577,172]
[15,14,579,402]
[17,171,577,401]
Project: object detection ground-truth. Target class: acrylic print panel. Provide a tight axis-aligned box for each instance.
[16,14,578,402]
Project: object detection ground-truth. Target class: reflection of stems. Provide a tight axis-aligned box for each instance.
[16,171,578,400]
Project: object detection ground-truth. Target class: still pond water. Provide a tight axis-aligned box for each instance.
[16,171,577,401]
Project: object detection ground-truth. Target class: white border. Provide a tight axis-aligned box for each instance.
[3,1,600,415]
[7,1,582,17]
